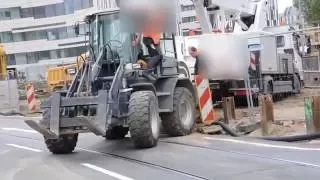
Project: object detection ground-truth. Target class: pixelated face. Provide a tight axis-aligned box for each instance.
[120,0,177,33]
[188,47,198,58]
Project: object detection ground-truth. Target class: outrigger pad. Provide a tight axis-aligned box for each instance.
[24,120,58,139]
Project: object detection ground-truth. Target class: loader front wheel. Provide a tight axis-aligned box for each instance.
[128,91,160,148]
[45,134,78,154]
[161,87,196,136]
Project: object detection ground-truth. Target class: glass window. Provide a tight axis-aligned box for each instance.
[79,24,86,35]
[21,8,34,18]
[10,7,20,19]
[34,6,46,19]
[75,0,83,10]
[12,33,24,42]
[82,0,90,9]
[0,9,11,20]
[55,3,65,16]
[25,31,36,41]
[7,54,16,65]
[182,16,196,23]
[39,50,50,60]
[4,11,10,18]
[15,53,28,65]
[47,29,59,40]
[302,57,319,71]
[26,52,38,64]
[45,5,56,17]
[50,50,60,59]
[89,0,94,7]
[64,0,75,14]
[0,32,13,43]
[67,26,76,38]
[276,36,285,47]
[35,30,47,40]
[58,27,68,39]
[60,48,69,58]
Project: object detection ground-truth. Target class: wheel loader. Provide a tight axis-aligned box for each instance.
[25,8,197,154]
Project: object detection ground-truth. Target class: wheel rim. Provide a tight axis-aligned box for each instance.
[179,99,193,129]
[150,103,159,139]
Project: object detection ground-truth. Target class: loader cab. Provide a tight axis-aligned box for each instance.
[84,10,136,65]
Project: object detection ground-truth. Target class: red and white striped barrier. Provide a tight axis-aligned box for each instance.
[194,75,215,124]
[26,84,36,112]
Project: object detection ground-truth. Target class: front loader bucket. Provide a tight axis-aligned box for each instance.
[24,90,109,138]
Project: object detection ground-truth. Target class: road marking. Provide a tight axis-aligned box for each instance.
[6,144,42,152]
[2,128,37,134]
[204,137,320,151]
[82,163,134,180]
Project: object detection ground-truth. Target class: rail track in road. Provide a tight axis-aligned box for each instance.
[1,126,320,179]
[0,131,209,180]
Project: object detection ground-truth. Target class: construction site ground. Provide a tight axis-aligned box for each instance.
[4,87,319,139]
[202,88,320,138]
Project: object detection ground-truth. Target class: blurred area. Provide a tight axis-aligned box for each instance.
[120,0,177,33]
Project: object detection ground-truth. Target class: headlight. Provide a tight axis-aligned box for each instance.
[132,63,142,69]
[67,68,76,75]
[125,63,141,71]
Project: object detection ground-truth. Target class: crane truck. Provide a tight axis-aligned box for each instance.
[183,0,303,104]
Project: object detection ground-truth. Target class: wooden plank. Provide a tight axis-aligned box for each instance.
[222,97,236,124]
[259,95,274,136]
[312,96,320,132]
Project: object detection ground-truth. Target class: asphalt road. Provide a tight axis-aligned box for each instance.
[1,115,320,180]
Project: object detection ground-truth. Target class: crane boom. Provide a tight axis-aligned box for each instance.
[190,0,267,33]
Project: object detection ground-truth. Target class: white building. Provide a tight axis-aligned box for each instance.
[0,0,117,81]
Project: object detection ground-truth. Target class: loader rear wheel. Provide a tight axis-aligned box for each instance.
[45,134,78,154]
[128,91,160,148]
[161,87,196,136]
[105,126,129,140]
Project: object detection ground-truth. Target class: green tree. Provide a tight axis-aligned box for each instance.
[293,0,320,23]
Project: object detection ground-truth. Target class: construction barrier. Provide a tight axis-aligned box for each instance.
[26,84,37,112]
[0,80,19,113]
[194,75,215,124]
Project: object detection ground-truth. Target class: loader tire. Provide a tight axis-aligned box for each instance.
[161,87,196,136]
[128,91,160,148]
[105,126,129,140]
[42,109,78,154]
[45,134,78,154]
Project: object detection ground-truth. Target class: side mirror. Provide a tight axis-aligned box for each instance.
[74,23,80,36]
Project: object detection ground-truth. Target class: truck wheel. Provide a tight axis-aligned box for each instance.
[161,87,196,136]
[45,134,78,154]
[42,109,78,154]
[105,126,129,140]
[128,91,160,148]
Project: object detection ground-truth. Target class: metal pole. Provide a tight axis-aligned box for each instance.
[298,0,306,56]
[245,78,254,121]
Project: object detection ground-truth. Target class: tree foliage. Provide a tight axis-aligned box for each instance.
[293,0,320,23]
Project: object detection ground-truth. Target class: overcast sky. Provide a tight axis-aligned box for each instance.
[278,0,293,13]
